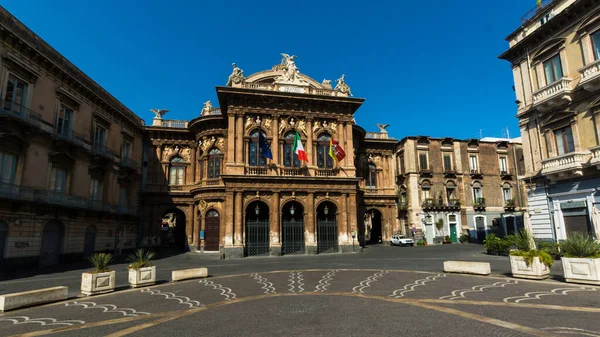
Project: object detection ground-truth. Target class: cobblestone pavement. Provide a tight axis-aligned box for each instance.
[1,268,599,337]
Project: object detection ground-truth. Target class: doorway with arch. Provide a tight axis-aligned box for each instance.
[365,209,383,245]
[281,201,304,255]
[161,208,188,251]
[204,209,220,252]
[246,200,270,256]
[317,201,338,253]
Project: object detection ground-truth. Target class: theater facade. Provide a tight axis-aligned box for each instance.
[141,54,399,258]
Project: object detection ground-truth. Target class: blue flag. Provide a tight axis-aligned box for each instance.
[258,132,272,159]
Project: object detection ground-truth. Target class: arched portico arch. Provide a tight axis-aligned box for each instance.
[162,208,188,251]
[204,209,220,251]
[365,208,383,245]
[281,201,304,255]
[245,200,270,256]
[316,201,338,253]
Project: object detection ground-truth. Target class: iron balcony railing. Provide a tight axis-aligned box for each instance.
[33,190,88,208]
[92,143,118,161]
[117,205,136,215]
[1,99,43,125]
[0,182,34,201]
[88,199,113,212]
[521,0,554,23]
[120,156,138,169]
[55,125,91,149]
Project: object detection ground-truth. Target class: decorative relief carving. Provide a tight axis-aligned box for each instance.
[321,79,332,89]
[279,118,288,135]
[334,74,352,96]
[201,101,213,116]
[263,117,272,130]
[297,119,307,136]
[217,137,225,150]
[183,147,192,162]
[245,116,253,130]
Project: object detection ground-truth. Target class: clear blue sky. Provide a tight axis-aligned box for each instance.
[3,0,535,140]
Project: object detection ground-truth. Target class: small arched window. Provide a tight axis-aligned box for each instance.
[366,164,377,188]
[421,180,431,200]
[169,156,185,185]
[208,148,221,179]
[283,131,300,168]
[248,129,267,167]
[207,209,220,217]
[502,182,512,202]
[316,133,333,168]
[446,180,456,200]
[472,181,483,203]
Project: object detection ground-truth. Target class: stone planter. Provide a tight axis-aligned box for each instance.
[81,271,115,296]
[128,266,156,288]
[562,257,600,285]
[510,255,550,280]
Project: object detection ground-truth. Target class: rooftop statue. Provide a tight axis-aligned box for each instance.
[201,101,213,116]
[227,63,245,86]
[150,108,169,119]
[334,74,352,96]
[376,123,390,133]
[276,53,305,84]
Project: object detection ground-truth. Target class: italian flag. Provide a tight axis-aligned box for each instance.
[292,131,308,162]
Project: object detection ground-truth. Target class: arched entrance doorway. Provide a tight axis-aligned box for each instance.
[40,220,64,266]
[245,200,269,256]
[317,201,338,254]
[365,209,383,245]
[162,209,187,251]
[282,201,304,255]
[83,225,96,258]
[0,221,7,270]
[204,209,220,252]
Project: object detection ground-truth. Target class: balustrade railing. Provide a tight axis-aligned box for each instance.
[316,168,337,177]
[0,182,34,201]
[590,146,600,166]
[532,78,572,104]
[247,167,267,175]
[579,59,600,85]
[161,119,188,128]
[206,178,221,186]
[280,167,305,176]
[541,151,589,175]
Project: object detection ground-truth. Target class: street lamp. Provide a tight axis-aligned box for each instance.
[255,203,260,216]
[290,204,295,216]
[324,205,329,215]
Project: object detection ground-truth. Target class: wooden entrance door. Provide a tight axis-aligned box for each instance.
[40,221,63,266]
[204,210,220,251]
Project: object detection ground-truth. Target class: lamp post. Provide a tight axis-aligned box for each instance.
[290,204,295,221]
[255,203,260,216]
[324,205,329,216]
[351,231,356,252]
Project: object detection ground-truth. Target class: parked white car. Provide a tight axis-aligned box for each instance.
[390,235,414,247]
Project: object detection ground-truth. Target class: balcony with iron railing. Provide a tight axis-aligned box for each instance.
[33,190,89,208]
[1,99,43,126]
[92,143,118,161]
[280,167,306,176]
[120,156,139,170]
[579,59,600,91]
[88,199,113,212]
[315,168,337,177]
[0,182,34,201]
[541,151,590,177]
[117,204,137,215]
[55,126,92,150]
[473,198,486,211]
[246,166,268,175]
[532,78,573,109]
[520,0,554,23]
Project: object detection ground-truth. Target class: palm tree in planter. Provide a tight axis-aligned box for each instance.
[128,249,157,288]
[81,253,115,296]
[509,230,553,280]
[561,233,600,285]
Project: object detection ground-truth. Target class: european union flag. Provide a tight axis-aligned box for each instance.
[258,132,273,160]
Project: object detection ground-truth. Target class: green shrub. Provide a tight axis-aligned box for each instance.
[459,233,470,243]
[513,229,533,251]
[127,249,156,270]
[444,235,451,243]
[510,249,553,268]
[483,234,502,254]
[561,233,600,258]
[89,253,113,273]
[416,240,425,246]
[537,241,562,258]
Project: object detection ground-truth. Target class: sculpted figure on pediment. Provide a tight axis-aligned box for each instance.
[297,119,307,136]
[263,118,272,130]
[329,121,338,134]
[279,118,288,135]
[245,116,254,130]
[227,63,245,86]
[162,146,173,161]
[182,147,192,162]
[313,121,321,134]
[334,74,352,96]
[321,79,332,89]
[201,101,213,116]
[217,137,225,150]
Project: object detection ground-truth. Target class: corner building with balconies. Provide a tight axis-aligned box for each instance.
[141,56,399,258]
[0,8,144,269]
[500,0,600,241]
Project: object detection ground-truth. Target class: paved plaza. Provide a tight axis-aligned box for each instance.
[0,244,599,336]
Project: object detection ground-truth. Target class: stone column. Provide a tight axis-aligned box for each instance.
[194,205,201,250]
[339,193,348,251]
[344,123,355,174]
[155,146,162,184]
[270,192,281,256]
[191,145,197,184]
[236,113,244,164]
[348,193,357,243]
[227,113,236,164]
[194,146,200,184]
[188,204,194,250]
[225,192,234,247]
[234,191,243,246]
[306,118,314,167]
[272,117,279,166]
[306,192,316,254]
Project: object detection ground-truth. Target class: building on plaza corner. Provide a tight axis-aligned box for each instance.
[0,8,144,269]
[499,0,600,241]
[140,55,400,258]
[395,136,527,243]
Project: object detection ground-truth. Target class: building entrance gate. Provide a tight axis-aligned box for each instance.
[246,201,270,256]
[282,201,304,255]
[317,201,338,253]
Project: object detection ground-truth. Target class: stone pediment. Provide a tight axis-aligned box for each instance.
[226,53,352,97]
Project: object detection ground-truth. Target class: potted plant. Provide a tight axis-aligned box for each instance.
[483,233,501,255]
[81,253,115,296]
[561,233,600,285]
[128,249,157,288]
[443,235,452,244]
[509,230,553,280]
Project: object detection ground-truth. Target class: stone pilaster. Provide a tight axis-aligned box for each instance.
[234,191,243,246]
[236,114,244,164]
[272,118,279,166]
[227,113,236,165]
[306,192,317,254]
[223,191,243,258]
[270,192,281,256]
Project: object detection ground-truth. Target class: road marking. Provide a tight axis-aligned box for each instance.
[314,270,339,292]
[389,274,446,298]
[439,279,518,300]
[352,270,389,294]
[288,272,304,293]
[140,288,203,308]
[503,287,597,303]
[198,279,237,300]
[0,316,85,327]
[250,273,276,294]
[418,299,600,313]
[542,327,600,336]
[65,301,150,317]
